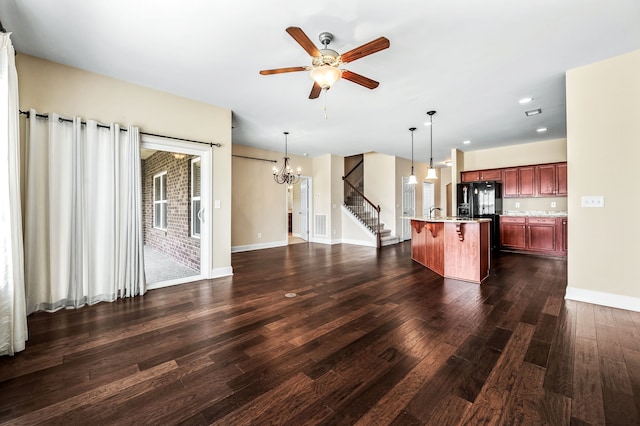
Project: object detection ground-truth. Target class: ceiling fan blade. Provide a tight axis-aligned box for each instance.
[342,70,379,89]
[340,37,390,63]
[309,82,322,99]
[259,66,307,75]
[286,27,321,57]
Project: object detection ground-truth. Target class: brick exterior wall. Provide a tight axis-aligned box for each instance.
[142,151,200,271]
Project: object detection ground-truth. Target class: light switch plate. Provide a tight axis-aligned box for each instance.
[581,195,604,208]
[215,200,221,208]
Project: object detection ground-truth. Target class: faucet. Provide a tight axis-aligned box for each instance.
[429,206,442,218]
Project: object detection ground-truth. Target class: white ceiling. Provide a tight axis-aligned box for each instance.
[2,0,640,165]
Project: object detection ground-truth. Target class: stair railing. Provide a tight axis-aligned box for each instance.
[342,177,381,248]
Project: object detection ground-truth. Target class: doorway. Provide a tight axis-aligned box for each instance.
[140,135,212,289]
[288,177,311,244]
[423,180,435,216]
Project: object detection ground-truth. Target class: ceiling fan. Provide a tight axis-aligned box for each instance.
[259,27,390,99]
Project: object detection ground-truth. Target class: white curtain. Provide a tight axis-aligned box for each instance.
[24,110,145,313]
[0,33,27,356]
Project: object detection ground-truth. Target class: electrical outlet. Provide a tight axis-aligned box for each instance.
[515,202,520,208]
[551,201,556,208]
[257,233,262,239]
[581,195,604,208]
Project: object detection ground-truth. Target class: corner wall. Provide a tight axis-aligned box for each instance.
[565,49,640,311]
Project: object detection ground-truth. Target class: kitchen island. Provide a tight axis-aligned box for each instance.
[410,217,491,283]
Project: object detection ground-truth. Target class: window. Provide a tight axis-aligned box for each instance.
[153,172,167,230]
[191,157,201,238]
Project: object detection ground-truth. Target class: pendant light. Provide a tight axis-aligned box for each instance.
[408,127,417,184]
[425,110,438,180]
[273,131,301,185]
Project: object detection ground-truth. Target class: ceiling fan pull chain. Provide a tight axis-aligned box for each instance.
[323,89,328,120]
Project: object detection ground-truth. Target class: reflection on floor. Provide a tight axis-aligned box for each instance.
[288,235,306,245]
[144,245,199,283]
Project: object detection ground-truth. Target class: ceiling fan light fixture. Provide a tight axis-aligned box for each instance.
[310,65,342,89]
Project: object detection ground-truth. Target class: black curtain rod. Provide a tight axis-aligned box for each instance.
[19,110,222,147]
[232,154,277,164]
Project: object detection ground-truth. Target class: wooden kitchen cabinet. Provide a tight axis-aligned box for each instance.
[527,217,557,251]
[518,166,536,197]
[461,171,479,183]
[558,217,568,254]
[556,163,568,196]
[503,166,535,198]
[500,216,526,249]
[536,164,557,197]
[463,162,567,198]
[500,216,566,257]
[503,168,519,197]
[461,168,502,183]
[536,163,567,197]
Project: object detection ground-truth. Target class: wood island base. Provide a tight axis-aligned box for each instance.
[410,218,491,283]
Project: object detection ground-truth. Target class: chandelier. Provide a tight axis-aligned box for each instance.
[273,131,301,185]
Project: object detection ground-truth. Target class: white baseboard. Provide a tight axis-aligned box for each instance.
[146,275,203,290]
[565,287,640,312]
[312,237,341,245]
[210,266,233,278]
[231,240,288,253]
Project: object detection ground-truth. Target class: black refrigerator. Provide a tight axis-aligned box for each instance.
[457,181,502,248]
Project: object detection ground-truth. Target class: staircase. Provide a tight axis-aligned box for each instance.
[342,157,399,248]
[343,193,399,247]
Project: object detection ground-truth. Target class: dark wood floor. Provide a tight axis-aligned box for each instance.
[1,242,639,425]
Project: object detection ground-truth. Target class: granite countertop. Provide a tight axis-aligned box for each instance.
[501,211,568,217]
[404,216,492,223]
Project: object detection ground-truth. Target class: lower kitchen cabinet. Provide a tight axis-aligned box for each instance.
[500,216,567,257]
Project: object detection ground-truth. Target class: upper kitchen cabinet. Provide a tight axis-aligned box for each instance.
[461,168,502,183]
[518,166,536,197]
[536,162,567,197]
[556,163,567,196]
[503,168,519,197]
[537,164,557,197]
[503,166,535,197]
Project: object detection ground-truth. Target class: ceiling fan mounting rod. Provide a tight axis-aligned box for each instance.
[318,32,333,48]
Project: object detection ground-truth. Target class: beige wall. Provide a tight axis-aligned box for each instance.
[330,155,344,241]
[566,49,640,305]
[364,153,396,235]
[16,54,233,272]
[312,155,333,243]
[232,144,313,248]
[463,138,567,170]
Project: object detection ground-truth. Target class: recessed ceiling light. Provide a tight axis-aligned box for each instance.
[536,127,548,133]
[519,97,534,104]
[525,108,542,116]
[424,121,432,126]
[463,140,471,144]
